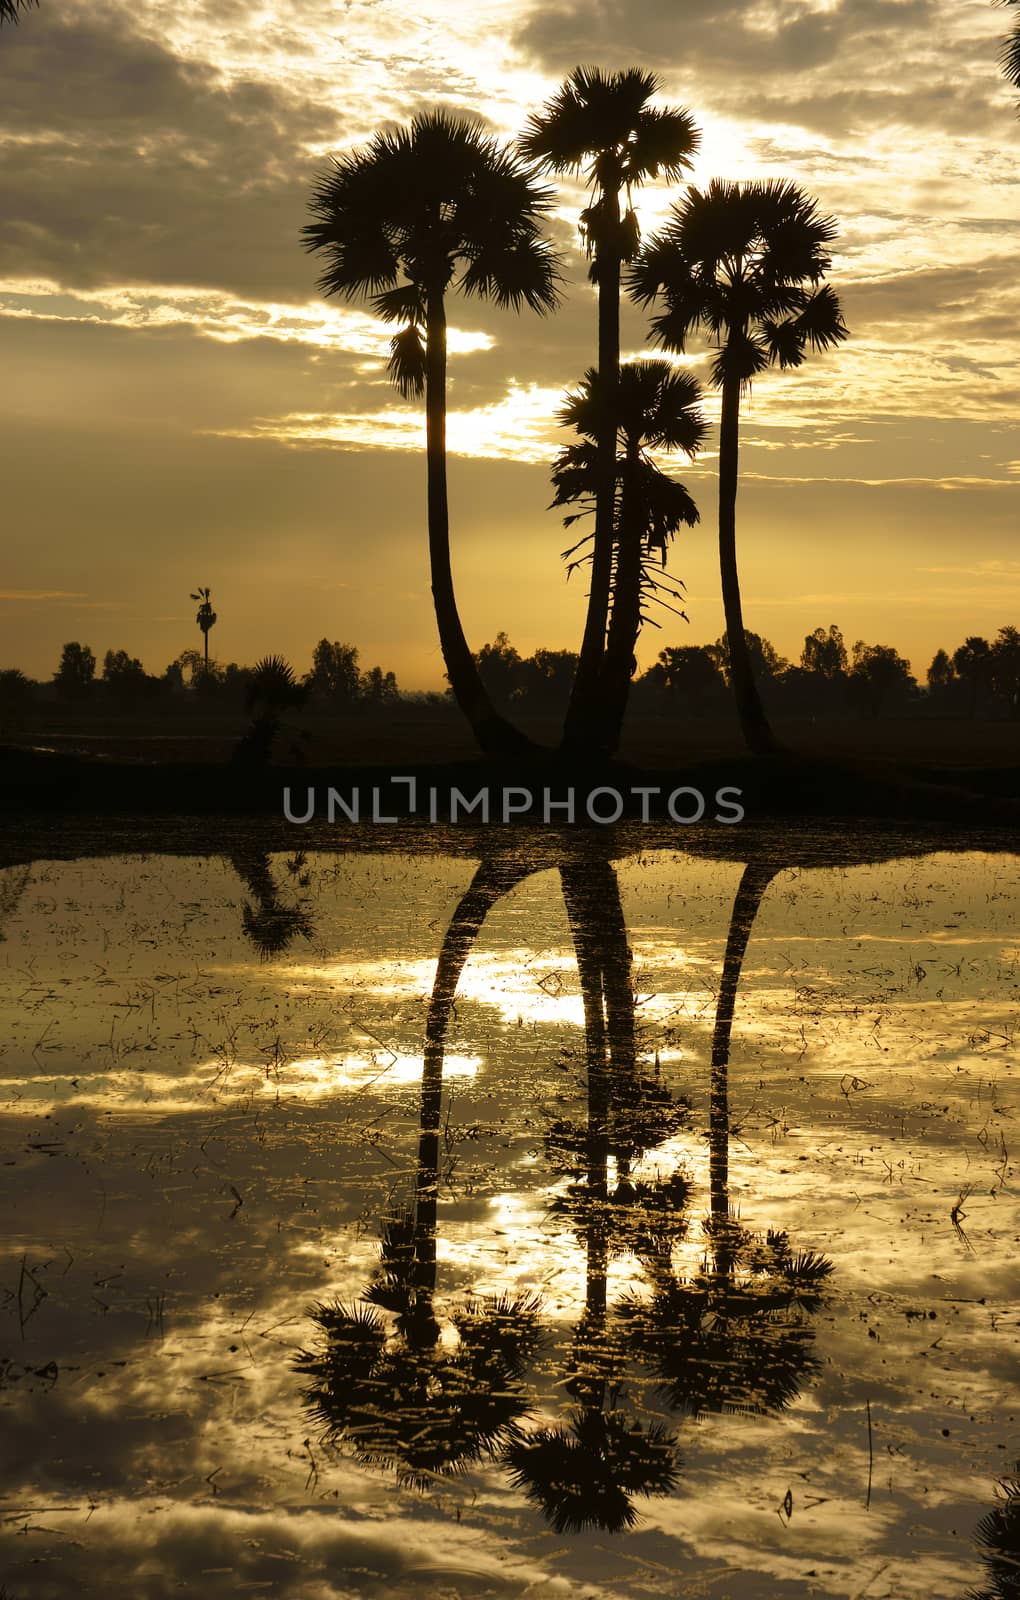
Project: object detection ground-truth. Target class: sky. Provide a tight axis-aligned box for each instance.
[1,0,1018,689]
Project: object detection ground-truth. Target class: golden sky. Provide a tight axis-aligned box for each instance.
[1,0,1018,687]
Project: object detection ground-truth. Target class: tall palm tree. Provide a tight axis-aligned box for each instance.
[519,68,699,756]
[551,360,705,752]
[630,179,849,755]
[0,0,37,26]
[190,586,216,671]
[304,112,561,758]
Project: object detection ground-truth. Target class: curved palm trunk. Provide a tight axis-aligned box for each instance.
[562,219,621,760]
[415,854,537,1301]
[425,292,538,760]
[708,859,780,1225]
[718,376,778,756]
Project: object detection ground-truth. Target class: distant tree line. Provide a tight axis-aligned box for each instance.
[2,623,1018,733]
[474,622,1020,721]
[0,638,405,725]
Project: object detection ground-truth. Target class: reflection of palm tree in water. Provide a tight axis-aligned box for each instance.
[229,846,314,961]
[296,855,544,1486]
[0,864,30,944]
[964,1461,1020,1600]
[619,858,834,1418]
[506,857,687,1532]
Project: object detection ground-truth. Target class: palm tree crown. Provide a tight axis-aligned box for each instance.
[304,110,560,395]
[304,111,559,758]
[0,0,38,27]
[519,67,700,271]
[630,178,849,387]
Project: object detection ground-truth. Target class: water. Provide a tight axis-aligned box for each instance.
[0,825,1017,1599]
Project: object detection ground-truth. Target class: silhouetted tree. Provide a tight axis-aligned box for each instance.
[639,644,726,715]
[551,360,705,749]
[710,630,788,688]
[518,648,579,713]
[475,632,524,712]
[359,664,399,708]
[953,635,993,719]
[304,112,560,757]
[102,648,149,709]
[631,179,849,755]
[801,624,847,678]
[850,640,916,718]
[520,68,699,757]
[0,667,34,732]
[190,587,217,671]
[927,648,955,692]
[304,639,362,709]
[233,654,307,767]
[991,624,1020,718]
[54,641,95,700]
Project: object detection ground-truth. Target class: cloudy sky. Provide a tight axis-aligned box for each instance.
[1,0,1018,687]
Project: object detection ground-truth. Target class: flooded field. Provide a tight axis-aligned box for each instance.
[0,827,1017,1599]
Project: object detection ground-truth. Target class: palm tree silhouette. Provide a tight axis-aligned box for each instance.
[190,586,217,672]
[296,853,546,1487]
[1002,2,1020,97]
[303,113,561,758]
[551,360,705,752]
[630,180,849,755]
[232,653,307,768]
[965,1461,1020,1600]
[520,68,699,757]
[617,855,833,1418]
[0,0,37,26]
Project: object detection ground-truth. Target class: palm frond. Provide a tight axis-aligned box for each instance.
[0,0,37,26]
[387,323,426,399]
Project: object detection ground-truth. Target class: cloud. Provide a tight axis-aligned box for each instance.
[0,589,87,599]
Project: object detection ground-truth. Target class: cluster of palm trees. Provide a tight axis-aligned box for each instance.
[304,70,849,762]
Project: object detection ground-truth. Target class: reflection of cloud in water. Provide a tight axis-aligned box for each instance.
[0,844,1016,1597]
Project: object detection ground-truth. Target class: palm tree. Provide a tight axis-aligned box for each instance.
[630,179,849,755]
[551,360,705,752]
[303,112,561,758]
[232,653,306,768]
[0,0,37,26]
[190,586,216,671]
[1001,1,1020,97]
[519,68,699,756]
